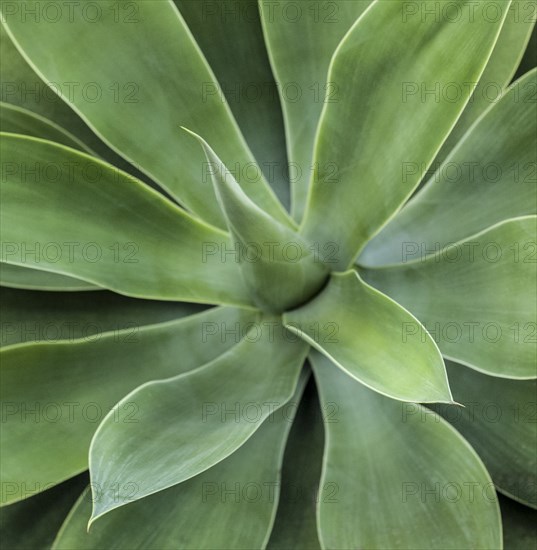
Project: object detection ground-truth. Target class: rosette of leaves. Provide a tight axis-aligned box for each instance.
[0,0,536,548]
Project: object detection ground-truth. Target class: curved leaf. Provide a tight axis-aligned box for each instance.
[299,0,512,270]
[434,361,537,508]
[176,0,290,209]
[362,217,537,379]
[283,271,452,403]
[311,351,502,550]
[186,129,327,311]
[1,286,205,347]
[0,263,97,292]
[361,69,537,266]
[1,0,291,228]
[260,0,371,220]
[54,375,307,550]
[89,320,308,521]
[500,495,537,549]
[0,134,253,307]
[0,307,256,504]
[0,102,91,152]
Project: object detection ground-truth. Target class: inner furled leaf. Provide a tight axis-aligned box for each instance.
[260,0,372,221]
[185,129,328,312]
[299,0,513,270]
[360,68,537,267]
[1,0,292,229]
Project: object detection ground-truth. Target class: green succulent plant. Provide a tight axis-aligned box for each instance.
[1,0,536,548]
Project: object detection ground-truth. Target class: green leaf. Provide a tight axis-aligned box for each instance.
[362,217,537,379]
[0,307,256,504]
[433,361,537,508]
[176,0,290,210]
[267,372,323,550]
[88,320,308,521]
[185,129,327,312]
[500,495,537,550]
[299,0,512,270]
[0,134,253,307]
[283,271,452,403]
[0,102,91,152]
[515,22,537,78]
[0,474,87,549]
[361,69,537,266]
[434,1,535,166]
[260,0,371,221]
[0,263,97,292]
[1,0,291,229]
[53,375,308,550]
[310,351,503,550]
[0,286,205,347]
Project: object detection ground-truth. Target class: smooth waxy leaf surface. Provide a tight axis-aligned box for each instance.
[176,0,290,209]
[283,271,452,403]
[89,321,308,521]
[500,495,537,549]
[433,1,535,165]
[54,376,307,550]
[0,263,97,292]
[267,374,323,550]
[187,129,327,311]
[434,361,537,508]
[361,69,537,266]
[311,351,502,550]
[0,134,253,306]
[362,217,537,378]
[1,0,291,228]
[1,307,255,504]
[1,287,205,347]
[260,0,371,220]
[0,475,87,547]
[0,102,91,152]
[299,0,512,269]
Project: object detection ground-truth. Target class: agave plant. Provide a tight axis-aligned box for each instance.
[1,0,536,548]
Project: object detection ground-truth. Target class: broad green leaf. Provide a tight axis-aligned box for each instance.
[1,0,292,229]
[0,474,87,547]
[515,23,537,78]
[0,307,256,504]
[267,373,323,550]
[433,1,535,166]
[299,0,512,270]
[0,102,91,152]
[500,495,537,549]
[434,361,537,508]
[0,263,97,292]
[186,129,327,311]
[260,0,371,220]
[1,286,205,347]
[0,134,253,307]
[53,375,308,550]
[283,271,452,403]
[362,217,537,379]
[311,351,503,550]
[89,320,308,521]
[176,0,290,209]
[361,69,537,266]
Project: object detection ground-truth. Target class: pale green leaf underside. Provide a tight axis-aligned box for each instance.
[283,270,452,403]
[1,0,291,229]
[361,68,537,266]
[0,134,253,306]
[362,216,537,379]
[300,0,512,270]
[89,321,308,521]
[54,375,308,550]
[0,263,97,292]
[434,361,537,508]
[311,351,502,550]
[260,0,372,221]
[0,307,256,504]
